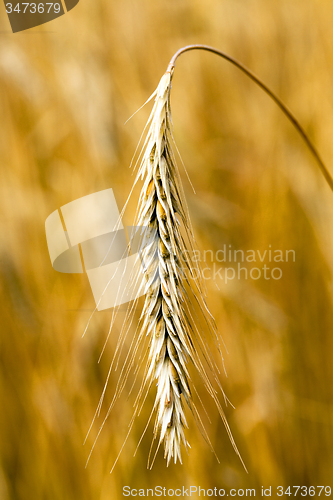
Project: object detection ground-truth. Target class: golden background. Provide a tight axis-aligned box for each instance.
[1,0,333,498]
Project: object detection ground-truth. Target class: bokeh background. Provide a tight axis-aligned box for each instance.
[1,0,333,498]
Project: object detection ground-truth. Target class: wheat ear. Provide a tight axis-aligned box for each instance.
[129,44,333,466]
[130,69,243,467]
[135,71,193,465]
[88,45,333,472]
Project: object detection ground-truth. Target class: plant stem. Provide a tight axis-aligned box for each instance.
[167,44,333,192]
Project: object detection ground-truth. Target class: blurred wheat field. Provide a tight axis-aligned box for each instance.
[1,0,333,498]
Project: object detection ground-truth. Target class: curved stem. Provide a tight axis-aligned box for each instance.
[167,44,333,192]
